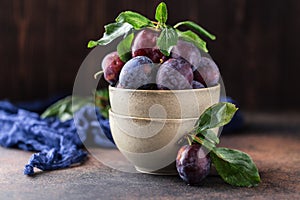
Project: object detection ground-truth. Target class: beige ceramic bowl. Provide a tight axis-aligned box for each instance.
[109,85,221,174]
[109,84,220,119]
[109,110,205,174]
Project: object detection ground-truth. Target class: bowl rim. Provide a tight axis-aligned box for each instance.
[109,109,199,121]
[109,83,220,93]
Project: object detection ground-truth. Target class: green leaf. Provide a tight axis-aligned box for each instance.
[87,22,133,48]
[192,135,216,152]
[41,97,71,119]
[210,147,261,187]
[116,11,153,29]
[174,21,216,40]
[117,32,134,62]
[157,27,178,56]
[87,40,99,48]
[195,102,238,132]
[95,89,111,119]
[202,129,220,144]
[41,96,92,121]
[155,2,168,24]
[176,30,208,52]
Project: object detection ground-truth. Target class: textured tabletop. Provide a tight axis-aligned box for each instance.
[0,112,299,200]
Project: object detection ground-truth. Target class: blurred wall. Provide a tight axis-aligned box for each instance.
[0,0,299,111]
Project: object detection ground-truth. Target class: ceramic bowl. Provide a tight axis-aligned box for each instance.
[109,85,221,174]
[109,110,219,174]
[109,84,220,119]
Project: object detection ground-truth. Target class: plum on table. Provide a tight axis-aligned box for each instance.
[176,144,211,185]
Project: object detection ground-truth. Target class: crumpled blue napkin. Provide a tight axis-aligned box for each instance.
[0,101,114,175]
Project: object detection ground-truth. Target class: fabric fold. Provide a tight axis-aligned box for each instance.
[0,101,114,175]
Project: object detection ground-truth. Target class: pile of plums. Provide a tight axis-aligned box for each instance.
[101,28,220,185]
[101,29,220,90]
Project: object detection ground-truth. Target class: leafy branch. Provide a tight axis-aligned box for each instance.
[185,102,261,187]
[87,2,216,61]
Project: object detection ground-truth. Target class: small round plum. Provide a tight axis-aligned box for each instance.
[131,29,167,63]
[118,56,157,89]
[171,40,201,71]
[156,58,193,90]
[101,51,125,85]
[195,57,220,87]
[176,144,211,185]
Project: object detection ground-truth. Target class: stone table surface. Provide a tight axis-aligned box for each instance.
[0,112,299,200]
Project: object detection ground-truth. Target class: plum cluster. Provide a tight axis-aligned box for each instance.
[101,29,220,90]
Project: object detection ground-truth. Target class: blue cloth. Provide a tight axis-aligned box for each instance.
[0,101,114,175]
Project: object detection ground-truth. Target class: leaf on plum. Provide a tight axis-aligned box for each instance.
[116,11,153,29]
[155,2,168,24]
[174,21,216,40]
[176,30,208,52]
[117,32,134,62]
[88,22,133,48]
[157,27,178,56]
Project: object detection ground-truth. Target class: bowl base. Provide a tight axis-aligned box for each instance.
[135,162,178,175]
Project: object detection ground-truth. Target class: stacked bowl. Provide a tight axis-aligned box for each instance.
[109,84,220,174]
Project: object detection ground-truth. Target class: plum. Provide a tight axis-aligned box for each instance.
[117,56,157,89]
[101,51,125,85]
[195,57,220,87]
[171,40,201,71]
[156,58,193,90]
[176,144,211,185]
[131,29,167,63]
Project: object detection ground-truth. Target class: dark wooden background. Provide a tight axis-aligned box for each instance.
[0,0,299,111]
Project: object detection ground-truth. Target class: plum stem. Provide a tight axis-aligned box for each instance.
[187,136,192,146]
[193,135,204,145]
[94,70,104,79]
